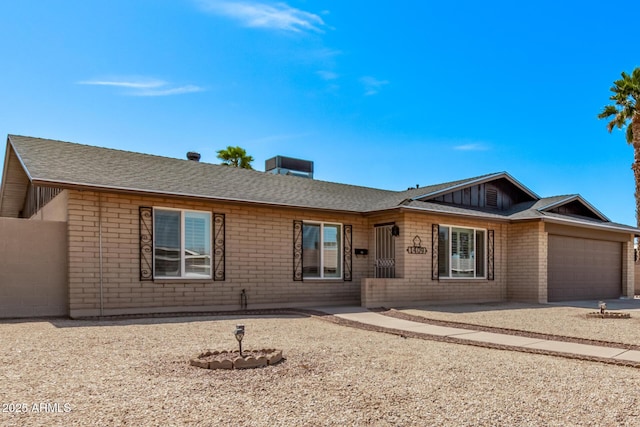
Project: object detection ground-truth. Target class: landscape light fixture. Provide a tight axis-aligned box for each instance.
[598,301,606,315]
[234,324,245,356]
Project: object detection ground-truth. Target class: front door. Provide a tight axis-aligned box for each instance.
[375,224,395,278]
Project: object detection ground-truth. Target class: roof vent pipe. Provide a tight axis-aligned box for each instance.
[187,152,201,161]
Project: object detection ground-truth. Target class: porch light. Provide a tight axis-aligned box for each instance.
[391,225,400,236]
[234,324,245,357]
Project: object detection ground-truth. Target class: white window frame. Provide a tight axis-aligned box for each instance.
[302,221,343,280]
[153,207,212,279]
[439,224,487,279]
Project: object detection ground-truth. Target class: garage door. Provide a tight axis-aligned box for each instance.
[548,235,622,302]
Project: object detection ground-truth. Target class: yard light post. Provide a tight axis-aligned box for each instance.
[599,301,607,315]
[234,324,245,357]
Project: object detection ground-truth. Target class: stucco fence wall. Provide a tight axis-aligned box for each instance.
[0,217,68,318]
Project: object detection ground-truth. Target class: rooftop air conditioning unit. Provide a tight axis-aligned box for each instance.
[265,156,314,179]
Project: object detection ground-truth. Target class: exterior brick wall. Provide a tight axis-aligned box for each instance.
[61,189,636,316]
[622,238,635,298]
[507,221,546,303]
[67,190,367,317]
[361,212,508,307]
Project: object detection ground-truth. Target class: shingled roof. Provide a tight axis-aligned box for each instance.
[1,135,637,234]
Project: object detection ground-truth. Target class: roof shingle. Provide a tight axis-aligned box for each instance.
[3,135,638,233]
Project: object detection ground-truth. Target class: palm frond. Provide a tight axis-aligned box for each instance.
[600,67,640,137]
[598,104,619,119]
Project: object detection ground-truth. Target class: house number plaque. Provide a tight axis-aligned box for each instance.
[407,235,428,255]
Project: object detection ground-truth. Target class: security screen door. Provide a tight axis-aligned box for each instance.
[375,225,395,278]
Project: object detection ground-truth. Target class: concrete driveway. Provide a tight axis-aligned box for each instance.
[548,297,640,312]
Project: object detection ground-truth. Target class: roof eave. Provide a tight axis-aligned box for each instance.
[372,204,638,233]
[6,135,34,182]
[392,205,511,222]
[29,178,365,215]
[534,215,639,235]
[0,139,11,213]
[0,137,35,216]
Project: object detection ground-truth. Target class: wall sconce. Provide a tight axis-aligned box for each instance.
[391,225,400,237]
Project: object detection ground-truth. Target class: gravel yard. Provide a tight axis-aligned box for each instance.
[400,302,640,346]
[1,311,640,426]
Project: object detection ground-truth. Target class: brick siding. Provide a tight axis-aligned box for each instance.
[67,190,367,317]
[64,190,635,316]
[507,221,547,303]
[362,212,508,307]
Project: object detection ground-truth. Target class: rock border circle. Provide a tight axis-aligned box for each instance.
[586,312,631,319]
[190,349,283,370]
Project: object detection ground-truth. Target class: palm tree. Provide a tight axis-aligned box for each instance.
[598,67,640,226]
[216,146,254,170]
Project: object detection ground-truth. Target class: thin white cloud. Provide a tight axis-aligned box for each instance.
[133,85,204,97]
[77,79,166,89]
[310,48,342,59]
[78,78,204,97]
[360,76,389,96]
[316,70,338,80]
[453,143,490,151]
[197,1,326,33]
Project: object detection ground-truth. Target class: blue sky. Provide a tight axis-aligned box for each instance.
[0,1,638,225]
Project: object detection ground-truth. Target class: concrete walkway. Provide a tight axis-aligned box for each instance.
[313,306,640,365]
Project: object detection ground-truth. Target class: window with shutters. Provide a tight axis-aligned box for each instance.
[153,208,212,279]
[302,222,342,279]
[438,225,486,278]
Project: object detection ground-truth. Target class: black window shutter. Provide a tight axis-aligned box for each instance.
[139,206,154,281]
[488,229,495,280]
[213,213,226,281]
[343,225,353,281]
[431,224,439,280]
[293,220,303,281]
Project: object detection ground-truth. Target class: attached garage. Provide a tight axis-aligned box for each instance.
[547,234,622,302]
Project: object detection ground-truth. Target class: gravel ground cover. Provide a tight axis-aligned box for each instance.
[399,302,640,346]
[1,312,640,426]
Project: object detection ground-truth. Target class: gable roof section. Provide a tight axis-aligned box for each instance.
[410,171,539,202]
[5,135,394,213]
[536,194,609,221]
[0,140,31,217]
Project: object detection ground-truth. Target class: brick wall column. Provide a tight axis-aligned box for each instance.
[622,237,635,298]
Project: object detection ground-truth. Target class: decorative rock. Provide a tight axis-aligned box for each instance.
[586,312,631,319]
[190,349,283,370]
[267,350,283,365]
[233,356,267,369]
[209,359,233,370]
[190,358,209,369]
